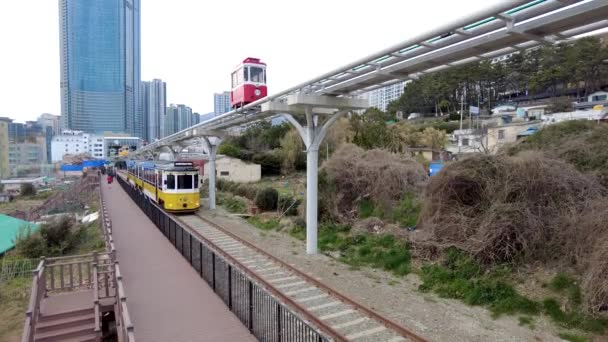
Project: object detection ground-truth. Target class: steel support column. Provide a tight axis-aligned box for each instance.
[201,137,221,210]
[283,109,347,255]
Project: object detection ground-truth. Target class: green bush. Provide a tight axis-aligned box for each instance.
[235,184,258,201]
[390,193,422,228]
[40,216,77,255]
[255,187,278,211]
[14,227,47,259]
[252,152,282,176]
[217,193,247,214]
[20,183,36,196]
[218,142,242,159]
[278,194,300,216]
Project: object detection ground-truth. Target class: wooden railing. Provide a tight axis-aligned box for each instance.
[21,260,45,342]
[21,175,135,342]
[99,178,135,342]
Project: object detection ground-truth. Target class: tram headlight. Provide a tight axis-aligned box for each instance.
[254,89,261,96]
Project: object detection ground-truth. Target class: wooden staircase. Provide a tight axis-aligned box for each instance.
[34,307,100,342]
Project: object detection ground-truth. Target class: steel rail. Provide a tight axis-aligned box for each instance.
[188,213,427,342]
[168,213,346,341]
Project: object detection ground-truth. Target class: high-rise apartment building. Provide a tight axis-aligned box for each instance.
[59,0,141,136]
[141,79,166,142]
[38,113,61,136]
[366,81,407,112]
[176,104,193,132]
[0,117,10,179]
[214,92,231,115]
[164,106,178,138]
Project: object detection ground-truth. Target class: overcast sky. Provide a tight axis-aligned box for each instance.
[0,0,503,123]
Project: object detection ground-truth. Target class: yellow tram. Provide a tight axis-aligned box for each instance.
[126,161,201,213]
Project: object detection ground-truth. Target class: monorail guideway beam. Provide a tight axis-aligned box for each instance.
[263,94,368,254]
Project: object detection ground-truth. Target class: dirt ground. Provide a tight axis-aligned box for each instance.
[199,203,567,342]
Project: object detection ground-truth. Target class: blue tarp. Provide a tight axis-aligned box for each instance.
[429,162,444,176]
[517,127,539,137]
[61,164,83,171]
[83,160,105,168]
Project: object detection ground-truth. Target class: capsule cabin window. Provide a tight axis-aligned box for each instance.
[250,67,264,83]
[243,67,249,82]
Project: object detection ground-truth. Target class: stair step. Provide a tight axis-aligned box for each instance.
[38,308,94,322]
[34,322,97,342]
[36,312,96,333]
[55,332,100,342]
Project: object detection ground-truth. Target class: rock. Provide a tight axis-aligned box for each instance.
[352,217,386,235]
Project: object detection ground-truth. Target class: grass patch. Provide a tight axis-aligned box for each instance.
[418,248,539,317]
[548,273,582,306]
[419,248,608,336]
[247,216,280,230]
[340,234,411,276]
[542,298,608,333]
[390,193,421,228]
[288,223,412,277]
[518,316,535,329]
[358,199,378,218]
[0,277,31,341]
[557,332,589,342]
[358,193,421,228]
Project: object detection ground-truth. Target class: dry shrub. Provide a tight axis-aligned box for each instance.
[417,151,608,314]
[418,152,604,264]
[582,235,608,315]
[320,144,428,221]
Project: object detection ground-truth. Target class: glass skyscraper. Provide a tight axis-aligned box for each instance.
[214,92,231,115]
[141,79,166,142]
[59,0,141,136]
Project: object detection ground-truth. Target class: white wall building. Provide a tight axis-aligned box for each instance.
[51,131,104,162]
[202,156,261,183]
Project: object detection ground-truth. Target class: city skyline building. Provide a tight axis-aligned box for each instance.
[37,113,61,136]
[214,92,231,115]
[365,81,407,112]
[176,104,193,131]
[141,79,166,142]
[0,117,10,179]
[59,0,141,136]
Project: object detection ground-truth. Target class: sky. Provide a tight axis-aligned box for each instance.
[0,0,504,123]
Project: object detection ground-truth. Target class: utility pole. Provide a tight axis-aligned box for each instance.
[459,89,464,130]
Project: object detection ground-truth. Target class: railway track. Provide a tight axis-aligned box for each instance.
[173,213,426,342]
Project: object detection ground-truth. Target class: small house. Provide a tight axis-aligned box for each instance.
[202,156,261,183]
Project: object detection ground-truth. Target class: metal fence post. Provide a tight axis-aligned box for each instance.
[248,280,253,332]
[228,265,232,310]
[277,303,282,342]
[212,253,216,291]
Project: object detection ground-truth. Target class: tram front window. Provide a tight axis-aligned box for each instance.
[178,174,193,189]
[166,175,175,190]
[249,67,265,83]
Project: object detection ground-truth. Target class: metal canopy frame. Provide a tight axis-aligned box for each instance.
[135,0,608,157]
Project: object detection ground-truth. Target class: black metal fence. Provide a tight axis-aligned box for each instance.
[117,176,331,342]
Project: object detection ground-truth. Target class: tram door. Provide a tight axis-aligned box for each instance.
[155,171,160,201]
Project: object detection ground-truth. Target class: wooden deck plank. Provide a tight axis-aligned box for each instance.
[102,181,256,342]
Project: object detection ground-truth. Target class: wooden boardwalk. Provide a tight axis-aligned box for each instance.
[102,180,256,342]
